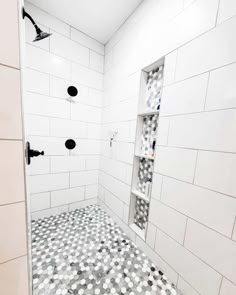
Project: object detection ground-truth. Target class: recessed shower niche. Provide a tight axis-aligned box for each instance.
[129,58,165,239]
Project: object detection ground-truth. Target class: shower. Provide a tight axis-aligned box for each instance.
[22,8,52,42]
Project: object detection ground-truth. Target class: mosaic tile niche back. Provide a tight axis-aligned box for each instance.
[31,205,180,295]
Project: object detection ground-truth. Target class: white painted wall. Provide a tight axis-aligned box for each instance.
[23,2,104,219]
[99,0,236,294]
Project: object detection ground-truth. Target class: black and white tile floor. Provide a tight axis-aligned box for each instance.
[31,205,180,295]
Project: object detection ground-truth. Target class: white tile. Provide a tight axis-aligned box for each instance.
[161,73,208,115]
[24,115,50,136]
[162,177,236,237]
[175,16,236,80]
[205,62,236,111]
[151,173,163,200]
[0,141,25,205]
[154,228,222,295]
[25,21,49,50]
[50,32,89,66]
[30,173,69,194]
[0,256,29,295]
[86,155,100,170]
[51,187,85,207]
[0,66,22,139]
[71,28,104,55]
[85,184,98,199]
[72,139,101,155]
[233,222,236,241]
[24,68,50,95]
[218,0,236,24]
[104,190,123,219]
[195,151,236,198]
[177,277,200,295]
[50,118,87,138]
[185,219,236,285]
[220,278,236,295]
[30,192,50,212]
[71,103,102,123]
[69,198,97,211]
[149,199,187,244]
[0,0,19,67]
[26,45,71,80]
[155,146,197,182]
[168,109,236,152]
[90,51,104,73]
[70,170,98,187]
[51,156,86,173]
[72,63,103,90]
[0,203,27,263]
[31,205,68,220]
[163,51,178,86]
[88,88,103,107]
[24,92,70,119]
[87,123,101,139]
[25,2,70,37]
[30,156,50,175]
[184,0,197,8]
[122,204,129,224]
[146,222,157,249]
[156,117,169,146]
[114,142,134,165]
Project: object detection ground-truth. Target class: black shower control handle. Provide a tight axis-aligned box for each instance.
[25,141,44,165]
[29,149,44,157]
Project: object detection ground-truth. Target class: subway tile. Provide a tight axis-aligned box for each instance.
[30,173,69,194]
[162,177,236,237]
[177,277,200,295]
[72,63,103,90]
[151,173,163,200]
[163,51,178,86]
[161,73,208,116]
[185,219,236,284]
[26,45,71,80]
[85,184,98,199]
[154,228,222,295]
[146,222,157,249]
[71,28,104,55]
[205,62,236,111]
[149,199,187,244]
[25,2,70,37]
[104,190,123,219]
[25,21,49,50]
[50,118,87,138]
[220,278,236,295]
[51,156,86,173]
[0,141,25,205]
[88,88,103,107]
[24,68,50,95]
[86,155,100,170]
[69,198,97,211]
[70,170,98,187]
[72,139,101,155]
[168,109,236,152]
[29,156,50,175]
[90,51,104,73]
[87,123,101,139]
[233,223,236,241]
[0,66,22,139]
[218,0,236,24]
[31,205,68,220]
[51,187,85,207]
[0,203,27,263]
[71,103,102,123]
[155,146,197,182]
[175,16,236,80]
[30,192,50,212]
[195,151,236,198]
[156,117,169,146]
[50,32,89,66]
[114,142,134,165]
[24,115,50,137]
[0,0,19,67]
[0,256,29,295]
[122,204,129,224]
[24,92,70,119]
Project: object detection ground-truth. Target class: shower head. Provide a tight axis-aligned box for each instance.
[22,8,52,42]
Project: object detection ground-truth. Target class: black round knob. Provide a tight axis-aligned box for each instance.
[67,86,78,97]
[65,139,76,150]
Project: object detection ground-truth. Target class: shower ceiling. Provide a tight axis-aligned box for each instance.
[27,0,144,44]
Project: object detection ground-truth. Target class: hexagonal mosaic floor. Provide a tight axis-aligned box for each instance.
[31,205,180,295]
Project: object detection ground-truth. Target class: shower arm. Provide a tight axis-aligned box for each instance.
[22,8,41,34]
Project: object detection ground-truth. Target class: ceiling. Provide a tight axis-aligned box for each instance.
[28,0,143,44]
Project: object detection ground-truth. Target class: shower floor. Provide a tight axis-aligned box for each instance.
[31,205,179,295]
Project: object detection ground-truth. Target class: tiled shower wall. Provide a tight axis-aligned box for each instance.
[23,2,104,219]
[0,0,29,294]
[99,0,236,294]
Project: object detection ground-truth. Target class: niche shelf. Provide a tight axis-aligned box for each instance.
[129,58,165,240]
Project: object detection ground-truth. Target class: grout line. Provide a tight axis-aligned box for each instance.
[192,150,199,184]
[183,217,189,246]
[203,71,211,111]
[231,216,236,239]
[215,0,222,28]
[0,200,25,207]
[217,276,224,295]
[0,254,27,265]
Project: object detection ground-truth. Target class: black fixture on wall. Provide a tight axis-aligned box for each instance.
[65,139,76,150]
[22,8,52,42]
[67,86,78,97]
[25,142,44,165]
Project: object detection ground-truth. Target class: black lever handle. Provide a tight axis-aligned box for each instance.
[25,142,44,165]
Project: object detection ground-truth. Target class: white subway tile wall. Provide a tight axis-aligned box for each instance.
[24,1,104,217]
[98,0,236,294]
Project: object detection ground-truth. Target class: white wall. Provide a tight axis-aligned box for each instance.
[23,1,104,219]
[0,0,29,294]
[99,0,236,294]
